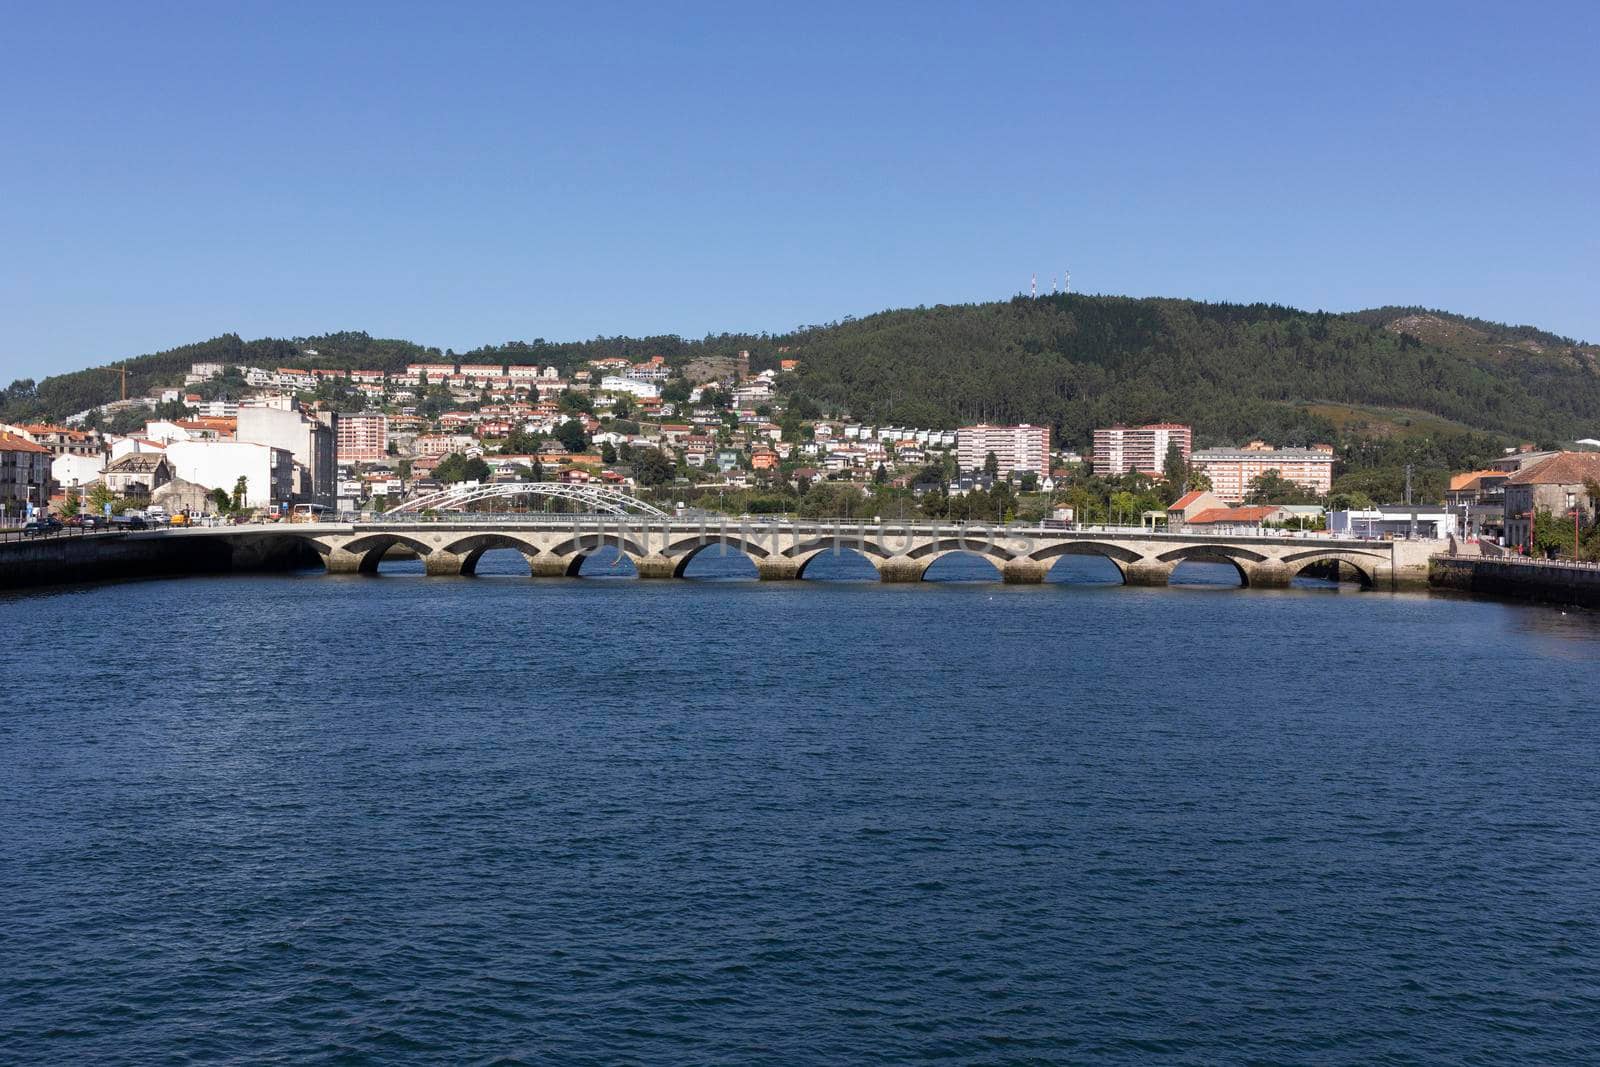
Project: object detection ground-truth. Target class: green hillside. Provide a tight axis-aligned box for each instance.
[3,295,1595,500]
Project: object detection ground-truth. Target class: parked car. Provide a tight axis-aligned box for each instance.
[22,518,61,537]
[112,515,147,530]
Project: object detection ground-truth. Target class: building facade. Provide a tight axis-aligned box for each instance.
[1501,452,1600,551]
[957,424,1051,477]
[236,404,335,506]
[164,441,295,509]
[1092,424,1192,477]
[336,413,389,464]
[0,431,52,514]
[1190,442,1335,502]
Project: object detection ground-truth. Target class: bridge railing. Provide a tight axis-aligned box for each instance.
[1434,553,1600,572]
[348,512,1397,544]
[0,524,128,545]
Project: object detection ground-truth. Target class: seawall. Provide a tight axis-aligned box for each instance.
[1430,556,1600,610]
[0,532,320,590]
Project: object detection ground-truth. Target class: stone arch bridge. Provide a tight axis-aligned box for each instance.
[224,517,1433,589]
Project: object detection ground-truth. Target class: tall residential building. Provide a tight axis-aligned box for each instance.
[336,414,389,465]
[1190,442,1335,503]
[957,424,1051,477]
[236,403,336,506]
[1092,423,1192,476]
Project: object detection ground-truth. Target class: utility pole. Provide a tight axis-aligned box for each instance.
[1404,463,1415,539]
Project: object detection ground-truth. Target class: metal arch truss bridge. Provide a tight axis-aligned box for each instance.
[386,482,670,518]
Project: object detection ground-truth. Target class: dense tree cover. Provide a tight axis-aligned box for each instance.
[629,447,674,487]
[435,454,491,483]
[782,295,1600,446]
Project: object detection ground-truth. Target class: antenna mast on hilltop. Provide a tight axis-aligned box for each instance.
[1051,275,1058,295]
[1064,269,1071,294]
[1030,273,1037,298]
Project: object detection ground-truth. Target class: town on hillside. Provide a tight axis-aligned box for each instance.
[1,351,1597,557]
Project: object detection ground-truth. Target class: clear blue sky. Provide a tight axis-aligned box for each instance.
[3,1,1596,381]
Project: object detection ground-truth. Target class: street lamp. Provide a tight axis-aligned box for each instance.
[1568,490,1580,560]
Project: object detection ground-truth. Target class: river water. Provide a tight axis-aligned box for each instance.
[4,554,1599,1063]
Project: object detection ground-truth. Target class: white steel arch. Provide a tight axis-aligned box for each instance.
[385,481,669,517]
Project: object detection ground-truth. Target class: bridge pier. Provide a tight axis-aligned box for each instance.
[877,556,928,583]
[636,554,676,579]
[1002,558,1049,584]
[757,558,801,580]
[531,554,573,578]
[424,550,465,577]
[1122,561,1173,586]
[324,548,365,574]
[1243,561,1292,589]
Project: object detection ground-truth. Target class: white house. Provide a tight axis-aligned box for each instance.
[165,441,294,508]
[599,375,661,399]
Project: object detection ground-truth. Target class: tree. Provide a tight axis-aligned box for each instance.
[210,487,232,513]
[1327,490,1374,512]
[1163,441,1187,488]
[662,379,692,404]
[500,428,542,455]
[1019,471,1039,493]
[86,482,115,516]
[436,453,490,483]
[873,462,888,485]
[58,493,80,518]
[555,418,588,453]
[600,441,618,464]
[983,451,999,480]
[1246,470,1316,505]
[231,476,248,512]
[631,447,674,487]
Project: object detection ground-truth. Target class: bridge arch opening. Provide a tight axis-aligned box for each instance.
[573,545,638,578]
[1170,558,1247,588]
[337,534,433,575]
[1043,553,1125,585]
[468,547,535,577]
[442,534,538,577]
[1290,556,1376,591]
[921,551,1004,582]
[674,543,759,580]
[796,547,880,581]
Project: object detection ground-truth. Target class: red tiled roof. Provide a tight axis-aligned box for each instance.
[1449,469,1503,491]
[1503,452,1600,486]
[0,431,50,454]
[1188,505,1281,525]
[1169,490,1207,510]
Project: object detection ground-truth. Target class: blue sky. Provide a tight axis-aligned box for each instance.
[2,1,1596,381]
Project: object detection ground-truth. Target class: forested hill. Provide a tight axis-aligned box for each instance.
[4,296,1597,455]
[780,296,1600,448]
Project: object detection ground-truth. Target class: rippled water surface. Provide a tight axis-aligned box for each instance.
[4,556,1600,1064]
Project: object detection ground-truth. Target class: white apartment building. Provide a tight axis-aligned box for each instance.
[957,424,1051,477]
[600,375,662,399]
[1092,423,1192,476]
[1191,442,1336,503]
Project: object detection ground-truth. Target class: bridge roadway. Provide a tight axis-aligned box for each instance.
[127,515,1435,589]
